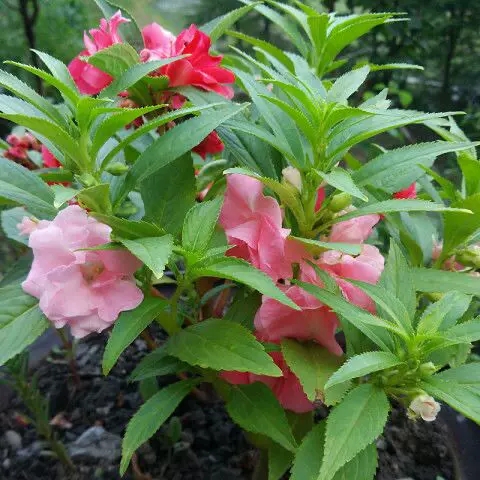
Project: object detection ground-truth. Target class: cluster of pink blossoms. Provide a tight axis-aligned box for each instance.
[68,12,234,158]
[21,206,144,338]
[220,175,384,412]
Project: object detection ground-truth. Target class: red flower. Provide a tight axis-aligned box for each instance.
[393,183,416,199]
[193,131,224,159]
[141,23,235,99]
[68,11,129,95]
[41,145,61,168]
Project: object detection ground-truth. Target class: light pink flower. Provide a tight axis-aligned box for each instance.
[22,206,143,338]
[219,175,292,281]
[319,245,385,312]
[409,394,441,422]
[222,352,314,413]
[140,23,235,99]
[68,11,130,95]
[329,209,380,244]
[17,217,40,236]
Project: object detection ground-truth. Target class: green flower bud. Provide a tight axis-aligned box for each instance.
[329,192,352,213]
[456,245,480,269]
[105,163,129,176]
[76,173,97,188]
[418,362,436,378]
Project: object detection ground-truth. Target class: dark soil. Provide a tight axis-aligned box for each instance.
[0,331,455,480]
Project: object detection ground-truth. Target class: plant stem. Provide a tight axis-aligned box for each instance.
[56,328,81,387]
[252,449,269,480]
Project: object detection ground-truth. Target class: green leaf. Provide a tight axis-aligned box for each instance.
[33,49,78,92]
[317,168,368,202]
[442,193,480,257]
[121,380,197,474]
[443,319,480,344]
[141,154,196,235]
[90,213,164,240]
[0,114,79,169]
[0,69,66,126]
[380,242,416,319]
[319,384,389,480]
[329,199,470,225]
[182,197,224,254]
[1,207,29,245]
[422,377,480,425]
[417,292,472,335]
[0,284,50,366]
[91,105,162,158]
[268,443,293,480]
[0,158,55,218]
[115,103,247,205]
[102,297,169,375]
[129,346,189,382]
[166,319,282,376]
[0,252,32,287]
[77,184,112,214]
[458,156,480,196]
[51,185,78,209]
[435,363,480,386]
[281,340,344,402]
[290,422,325,480]
[295,281,399,351]
[325,352,402,390]
[87,43,139,78]
[412,268,480,297]
[100,56,186,99]
[201,2,262,42]
[191,257,299,310]
[223,287,262,329]
[226,382,298,452]
[326,66,370,103]
[291,237,362,256]
[120,236,173,278]
[353,142,477,194]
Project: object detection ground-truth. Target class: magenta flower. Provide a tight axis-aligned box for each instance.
[140,23,235,99]
[22,206,143,338]
[68,11,130,95]
[219,174,292,281]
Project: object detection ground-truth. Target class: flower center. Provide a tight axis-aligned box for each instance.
[80,261,105,283]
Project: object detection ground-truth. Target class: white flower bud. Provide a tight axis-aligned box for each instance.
[409,394,441,422]
[282,166,302,192]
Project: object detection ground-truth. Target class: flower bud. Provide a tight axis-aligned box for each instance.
[282,166,302,192]
[17,216,38,236]
[456,244,480,269]
[409,394,441,422]
[76,173,97,188]
[418,361,436,378]
[329,192,352,213]
[105,162,129,176]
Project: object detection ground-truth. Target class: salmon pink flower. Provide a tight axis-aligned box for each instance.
[222,352,314,413]
[22,205,143,338]
[254,285,343,355]
[140,23,235,99]
[68,11,129,95]
[219,174,291,281]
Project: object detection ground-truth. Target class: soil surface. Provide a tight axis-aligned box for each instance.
[0,331,455,480]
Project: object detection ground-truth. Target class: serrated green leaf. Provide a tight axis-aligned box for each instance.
[325,352,401,390]
[281,340,343,402]
[442,193,480,259]
[435,363,480,386]
[458,156,480,196]
[0,158,55,218]
[182,197,223,254]
[33,50,78,91]
[87,43,139,79]
[268,442,293,480]
[422,377,480,425]
[327,66,370,103]
[120,236,173,278]
[353,142,477,194]
[121,380,197,474]
[291,237,362,256]
[318,384,389,480]
[331,443,377,480]
[0,284,49,366]
[166,319,282,376]
[90,213,164,240]
[102,297,168,375]
[129,346,189,382]
[192,257,299,310]
[290,421,325,480]
[317,168,368,201]
[226,382,298,452]
[51,185,78,209]
[442,319,480,344]
[77,184,112,214]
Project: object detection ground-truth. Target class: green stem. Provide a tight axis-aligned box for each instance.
[252,449,269,480]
